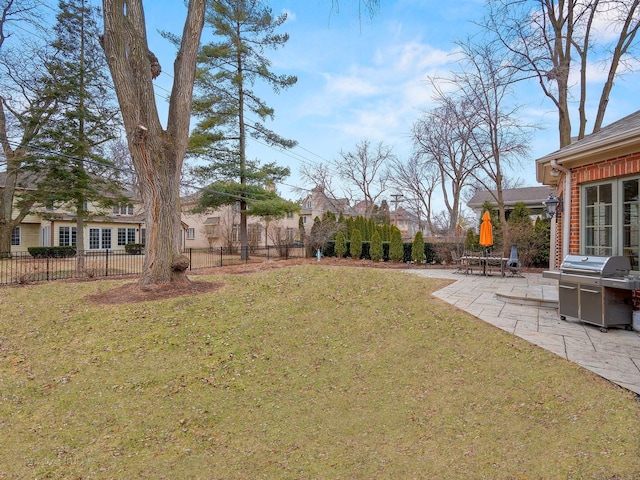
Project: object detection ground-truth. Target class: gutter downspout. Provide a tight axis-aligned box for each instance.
[551,159,571,262]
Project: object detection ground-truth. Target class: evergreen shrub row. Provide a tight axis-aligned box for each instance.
[323,241,438,263]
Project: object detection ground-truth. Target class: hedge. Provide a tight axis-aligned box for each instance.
[27,246,77,258]
[124,243,145,255]
[322,241,438,263]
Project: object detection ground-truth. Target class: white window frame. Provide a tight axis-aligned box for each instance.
[186,228,195,240]
[58,226,77,247]
[113,203,134,216]
[11,226,20,246]
[117,227,137,246]
[581,176,640,271]
[89,228,112,250]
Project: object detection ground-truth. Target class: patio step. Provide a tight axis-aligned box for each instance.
[495,286,559,309]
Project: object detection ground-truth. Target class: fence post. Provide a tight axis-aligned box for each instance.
[105,250,109,277]
[220,246,223,267]
[189,248,192,271]
[46,255,50,281]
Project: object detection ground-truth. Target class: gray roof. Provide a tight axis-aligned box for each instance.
[467,186,554,208]
[536,109,640,184]
[544,110,640,159]
[0,170,140,200]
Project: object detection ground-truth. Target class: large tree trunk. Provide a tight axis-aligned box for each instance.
[101,0,205,290]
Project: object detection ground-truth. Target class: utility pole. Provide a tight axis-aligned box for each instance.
[390,193,403,227]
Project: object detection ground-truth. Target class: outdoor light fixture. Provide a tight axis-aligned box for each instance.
[544,193,562,220]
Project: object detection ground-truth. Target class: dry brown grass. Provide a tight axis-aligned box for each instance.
[1,264,639,479]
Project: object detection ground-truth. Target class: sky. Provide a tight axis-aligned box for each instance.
[28,0,640,212]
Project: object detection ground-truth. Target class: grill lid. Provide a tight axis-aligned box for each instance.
[560,255,630,277]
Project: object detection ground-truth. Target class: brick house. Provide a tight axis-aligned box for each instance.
[536,110,640,271]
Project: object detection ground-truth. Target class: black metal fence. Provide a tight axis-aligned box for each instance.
[0,245,307,286]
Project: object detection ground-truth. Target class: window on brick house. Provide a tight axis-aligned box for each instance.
[582,177,639,270]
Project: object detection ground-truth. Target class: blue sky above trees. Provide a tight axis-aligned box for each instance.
[32,1,640,205]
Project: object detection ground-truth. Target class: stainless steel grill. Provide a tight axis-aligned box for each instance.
[543,255,638,332]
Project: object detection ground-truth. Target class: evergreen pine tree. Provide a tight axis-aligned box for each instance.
[335,231,347,259]
[389,227,404,262]
[370,231,383,262]
[188,0,297,259]
[34,0,122,274]
[465,228,478,251]
[411,231,425,264]
[298,216,306,244]
[350,228,363,260]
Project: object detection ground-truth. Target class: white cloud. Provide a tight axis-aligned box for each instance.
[282,8,296,22]
[323,72,380,97]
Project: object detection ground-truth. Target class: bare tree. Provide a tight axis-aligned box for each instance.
[443,40,531,250]
[388,153,439,236]
[297,161,342,202]
[101,0,205,290]
[334,139,392,217]
[0,2,58,254]
[106,136,138,193]
[0,0,43,51]
[484,0,640,147]
[411,97,476,234]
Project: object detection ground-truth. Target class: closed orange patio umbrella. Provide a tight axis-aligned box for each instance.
[479,210,493,249]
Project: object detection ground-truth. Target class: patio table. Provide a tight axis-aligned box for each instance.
[460,255,508,277]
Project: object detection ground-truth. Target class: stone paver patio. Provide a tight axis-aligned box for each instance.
[406,268,640,396]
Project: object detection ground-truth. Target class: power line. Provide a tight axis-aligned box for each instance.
[5,139,281,204]
[4,5,331,198]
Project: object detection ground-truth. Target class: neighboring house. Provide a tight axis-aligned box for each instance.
[393,207,420,241]
[0,171,145,253]
[467,186,554,224]
[180,192,301,249]
[300,186,422,239]
[299,186,355,231]
[536,109,640,271]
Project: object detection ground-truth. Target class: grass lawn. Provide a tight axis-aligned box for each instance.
[1,264,639,479]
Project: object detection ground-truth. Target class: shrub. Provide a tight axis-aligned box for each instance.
[389,227,403,262]
[465,228,478,251]
[370,231,383,262]
[124,243,145,255]
[335,231,347,259]
[411,231,425,264]
[27,246,76,258]
[350,229,362,260]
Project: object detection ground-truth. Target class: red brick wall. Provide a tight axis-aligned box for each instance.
[564,152,640,255]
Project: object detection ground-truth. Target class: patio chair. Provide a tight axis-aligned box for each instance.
[506,244,523,277]
[451,250,464,273]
